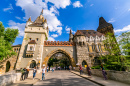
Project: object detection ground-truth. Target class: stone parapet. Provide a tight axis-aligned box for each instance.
[74,67,130,85]
[44,41,75,46]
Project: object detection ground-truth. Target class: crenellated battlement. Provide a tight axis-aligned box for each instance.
[44,41,75,46]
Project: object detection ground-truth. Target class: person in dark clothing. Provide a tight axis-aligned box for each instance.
[101,64,107,80]
[26,68,29,78]
[20,68,25,81]
[23,68,27,80]
[86,65,91,76]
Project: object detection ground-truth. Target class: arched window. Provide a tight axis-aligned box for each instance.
[87,44,89,52]
[30,60,36,68]
[104,44,107,50]
[82,60,87,67]
[36,38,38,41]
[94,57,100,65]
[5,61,11,72]
[30,46,33,51]
[29,38,31,40]
[92,44,96,52]
[98,44,102,52]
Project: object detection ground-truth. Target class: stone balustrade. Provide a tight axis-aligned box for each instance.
[74,67,130,84]
[0,69,41,86]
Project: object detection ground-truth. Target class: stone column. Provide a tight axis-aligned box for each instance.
[96,44,99,52]
[89,45,92,52]
[101,45,105,52]
[16,33,27,69]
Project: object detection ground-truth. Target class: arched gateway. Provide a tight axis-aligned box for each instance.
[42,48,76,67]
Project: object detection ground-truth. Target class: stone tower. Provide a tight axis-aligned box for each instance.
[16,9,49,69]
[69,30,73,42]
[97,17,114,35]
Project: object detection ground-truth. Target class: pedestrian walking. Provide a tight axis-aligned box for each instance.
[86,65,91,76]
[33,67,37,80]
[101,64,107,80]
[79,65,83,75]
[23,68,27,80]
[26,68,29,78]
[42,65,46,80]
[20,68,25,81]
[47,66,49,72]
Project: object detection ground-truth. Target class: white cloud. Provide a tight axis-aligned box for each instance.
[65,26,76,34]
[3,4,13,12]
[45,0,71,9]
[73,1,83,8]
[114,25,130,33]
[108,18,115,23]
[128,9,130,11]
[48,36,55,41]
[8,20,26,37]
[15,16,26,21]
[15,0,64,39]
[51,34,58,38]
[90,4,94,6]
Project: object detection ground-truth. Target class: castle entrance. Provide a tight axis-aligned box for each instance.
[42,49,76,68]
[48,53,71,70]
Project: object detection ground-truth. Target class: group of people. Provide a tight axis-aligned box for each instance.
[79,64,107,80]
[20,68,29,80]
[32,65,49,80]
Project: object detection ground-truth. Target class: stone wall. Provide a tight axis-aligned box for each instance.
[74,67,130,84]
[0,69,41,86]
[0,71,21,86]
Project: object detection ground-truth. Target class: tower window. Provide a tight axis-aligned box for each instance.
[36,38,38,41]
[29,38,31,40]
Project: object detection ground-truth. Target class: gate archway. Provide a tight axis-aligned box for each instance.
[5,61,11,72]
[43,48,76,67]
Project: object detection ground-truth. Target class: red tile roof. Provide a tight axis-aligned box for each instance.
[74,30,104,37]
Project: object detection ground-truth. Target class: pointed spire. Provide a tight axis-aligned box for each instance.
[44,19,47,23]
[42,19,44,23]
[99,17,107,25]
[28,16,31,21]
[40,8,43,15]
[70,29,72,34]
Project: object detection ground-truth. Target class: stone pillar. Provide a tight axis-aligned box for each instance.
[89,45,92,52]
[96,44,99,52]
[16,33,27,69]
[101,45,105,52]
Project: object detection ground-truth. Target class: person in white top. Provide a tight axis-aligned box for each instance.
[42,65,46,80]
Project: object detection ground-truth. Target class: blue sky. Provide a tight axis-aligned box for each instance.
[0,0,130,45]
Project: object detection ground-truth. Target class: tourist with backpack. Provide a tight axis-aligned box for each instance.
[33,67,37,80]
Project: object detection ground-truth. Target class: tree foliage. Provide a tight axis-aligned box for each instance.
[119,31,130,70]
[100,32,126,71]
[0,22,19,60]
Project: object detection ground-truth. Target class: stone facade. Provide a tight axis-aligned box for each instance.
[0,45,21,74]
[0,9,114,71]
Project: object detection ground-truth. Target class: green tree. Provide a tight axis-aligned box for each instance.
[0,22,19,60]
[119,32,130,71]
[101,32,125,71]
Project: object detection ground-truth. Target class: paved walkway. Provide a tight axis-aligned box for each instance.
[8,72,49,86]
[34,70,99,86]
[71,71,130,86]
